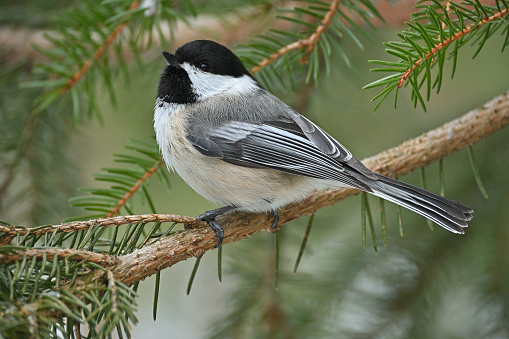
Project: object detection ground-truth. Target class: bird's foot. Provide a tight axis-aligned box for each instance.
[270,210,279,229]
[196,205,235,248]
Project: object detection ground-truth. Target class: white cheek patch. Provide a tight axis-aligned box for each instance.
[181,63,258,100]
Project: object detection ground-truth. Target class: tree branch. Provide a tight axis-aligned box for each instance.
[398,6,509,88]
[0,214,197,244]
[0,248,118,266]
[251,0,342,73]
[58,1,140,95]
[106,160,164,217]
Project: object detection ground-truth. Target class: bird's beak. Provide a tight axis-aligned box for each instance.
[162,51,178,67]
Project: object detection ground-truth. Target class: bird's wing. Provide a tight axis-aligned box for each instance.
[187,120,373,191]
[279,110,378,180]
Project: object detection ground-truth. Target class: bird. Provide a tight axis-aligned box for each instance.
[154,40,473,248]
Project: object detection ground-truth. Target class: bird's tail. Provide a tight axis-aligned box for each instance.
[367,174,473,233]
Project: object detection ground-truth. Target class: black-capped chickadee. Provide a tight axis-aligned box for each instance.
[154,40,473,248]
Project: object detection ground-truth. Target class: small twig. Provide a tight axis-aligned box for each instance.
[59,1,140,94]
[107,160,164,217]
[399,7,509,88]
[251,0,341,73]
[0,248,118,266]
[0,214,198,241]
[107,270,118,314]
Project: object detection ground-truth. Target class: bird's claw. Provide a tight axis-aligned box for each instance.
[270,210,279,229]
[197,206,235,248]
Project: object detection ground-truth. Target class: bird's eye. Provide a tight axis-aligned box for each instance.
[199,62,210,72]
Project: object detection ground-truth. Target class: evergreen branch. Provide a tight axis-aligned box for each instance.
[110,91,508,286]
[0,261,138,338]
[236,0,382,90]
[28,0,196,120]
[251,0,342,73]
[58,1,141,95]
[106,159,164,217]
[398,6,509,88]
[69,138,168,220]
[30,0,145,115]
[365,0,509,110]
[0,248,118,266]
[0,214,196,243]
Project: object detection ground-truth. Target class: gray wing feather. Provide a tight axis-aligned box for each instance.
[285,110,351,159]
[284,109,378,180]
[190,121,372,191]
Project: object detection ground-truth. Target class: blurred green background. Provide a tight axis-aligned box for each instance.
[1,1,509,337]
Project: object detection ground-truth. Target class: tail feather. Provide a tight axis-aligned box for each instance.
[368,174,473,234]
